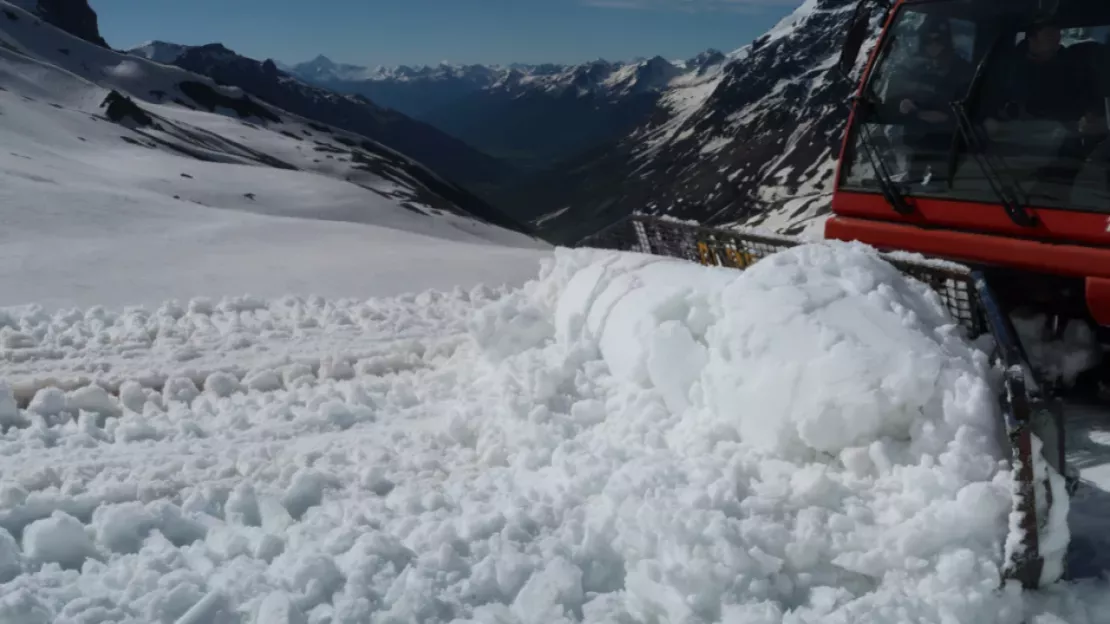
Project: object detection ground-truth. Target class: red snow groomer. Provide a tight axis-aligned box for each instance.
[578,0,1110,592]
[827,0,1110,589]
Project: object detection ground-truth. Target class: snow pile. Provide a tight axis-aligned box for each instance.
[541,244,1022,620]
[0,243,1108,622]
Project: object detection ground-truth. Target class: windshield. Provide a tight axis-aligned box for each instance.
[840,0,1110,213]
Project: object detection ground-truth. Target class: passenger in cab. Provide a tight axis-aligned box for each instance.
[885,17,973,184]
[983,21,1104,136]
[982,20,1107,190]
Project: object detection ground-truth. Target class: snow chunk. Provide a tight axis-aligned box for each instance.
[204,371,241,398]
[68,384,121,417]
[0,527,21,582]
[163,376,200,403]
[254,591,307,624]
[27,387,66,417]
[226,482,262,527]
[91,501,158,554]
[282,469,329,520]
[0,381,26,430]
[511,557,585,624]
[22,511,97,568]
[320,401,357,430]
[244,369,283,392]
[318,355,355,381]
[118,380,149,413]
[115,412,161,442]
[282,363,315,388]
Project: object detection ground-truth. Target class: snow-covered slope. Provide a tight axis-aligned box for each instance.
[521,0,862,244]
[3,1,534,234]
[125,44,518,198]
[2,244,1108,622]
[0,0,547,308]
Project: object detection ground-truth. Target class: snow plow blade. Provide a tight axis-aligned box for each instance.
[577,215,1068,590]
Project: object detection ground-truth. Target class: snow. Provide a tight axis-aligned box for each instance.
[0,0,548,310]
[698,135,733,156]
[3,242,1109,622]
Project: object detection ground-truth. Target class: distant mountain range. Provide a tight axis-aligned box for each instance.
[112,0,853,248]
[279,52,728,171]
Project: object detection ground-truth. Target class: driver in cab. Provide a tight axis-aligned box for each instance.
[885,17,973,183]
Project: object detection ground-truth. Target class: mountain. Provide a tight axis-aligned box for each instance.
[0,0,539,244]
[514,0,862,244]
[11,0,107,47]
[286,55,721,171]
[125,43,519,201]
[127,39,187,64]
[419,58,678,170]
[287,56,512,117]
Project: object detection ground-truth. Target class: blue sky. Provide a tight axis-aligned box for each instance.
[92,0,802,67]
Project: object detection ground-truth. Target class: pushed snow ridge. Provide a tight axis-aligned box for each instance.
[3,243,1108,622]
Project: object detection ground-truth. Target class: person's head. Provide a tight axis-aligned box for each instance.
[919,18,954,59]
[1026,22,1062,60]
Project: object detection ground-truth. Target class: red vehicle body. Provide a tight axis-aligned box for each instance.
[825,0,1110,327]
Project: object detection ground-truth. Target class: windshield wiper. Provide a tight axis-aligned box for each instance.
[944,29,1037,227]
[947,102,1037,227]
[853,93,915,216]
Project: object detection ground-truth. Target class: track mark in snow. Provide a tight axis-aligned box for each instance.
[0,289,502,408]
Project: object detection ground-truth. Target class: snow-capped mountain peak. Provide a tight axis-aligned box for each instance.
[685,48,727,74]
[604,55,684,95]
[285,53,709,100]
[127,39,188,65]
[289,53,375,82]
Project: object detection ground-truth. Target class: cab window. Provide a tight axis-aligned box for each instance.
[840,0,1110,213]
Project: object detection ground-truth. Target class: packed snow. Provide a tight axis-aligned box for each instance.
[3,243,1110,623]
